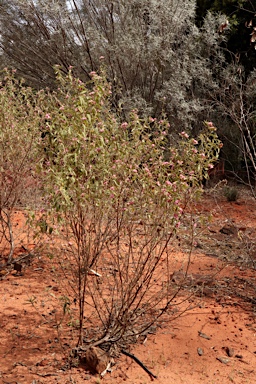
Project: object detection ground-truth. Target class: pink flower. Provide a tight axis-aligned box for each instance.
[45,113,51,119]
[206,121,216,131]
[90,71,97,77]
[121,122,128,129]
[180,131,189,139]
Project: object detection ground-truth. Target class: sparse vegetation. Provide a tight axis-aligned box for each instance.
[0,1,255,381]
[0,70,42,263]
[224,186,239,202]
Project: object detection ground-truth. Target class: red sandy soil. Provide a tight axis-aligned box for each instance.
[0,188,256,384]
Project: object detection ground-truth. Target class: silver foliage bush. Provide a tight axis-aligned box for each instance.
[0,0,229,130]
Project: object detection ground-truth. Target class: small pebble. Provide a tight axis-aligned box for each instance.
[197,347,204,356]
[217,356,230,364]
[226,347,234,357]
[198,331,211,340]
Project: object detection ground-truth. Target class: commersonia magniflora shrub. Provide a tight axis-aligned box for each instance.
[0,64,222,354]
[36,68,222,349]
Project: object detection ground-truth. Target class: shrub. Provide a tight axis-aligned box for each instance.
[0,69,42,263]
[224,186,239,202]
[37,68,222,351]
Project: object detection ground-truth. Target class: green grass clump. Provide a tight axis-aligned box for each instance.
[224,186,239,202]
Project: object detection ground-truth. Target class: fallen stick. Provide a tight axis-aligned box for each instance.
[121,349,157,380]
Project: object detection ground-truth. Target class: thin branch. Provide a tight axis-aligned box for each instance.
[121,349,157,380]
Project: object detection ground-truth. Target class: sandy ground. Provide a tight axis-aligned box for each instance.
[0,188,255,384]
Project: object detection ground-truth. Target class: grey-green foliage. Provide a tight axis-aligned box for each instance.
[209,64,256,182]
[0,0,229,130]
